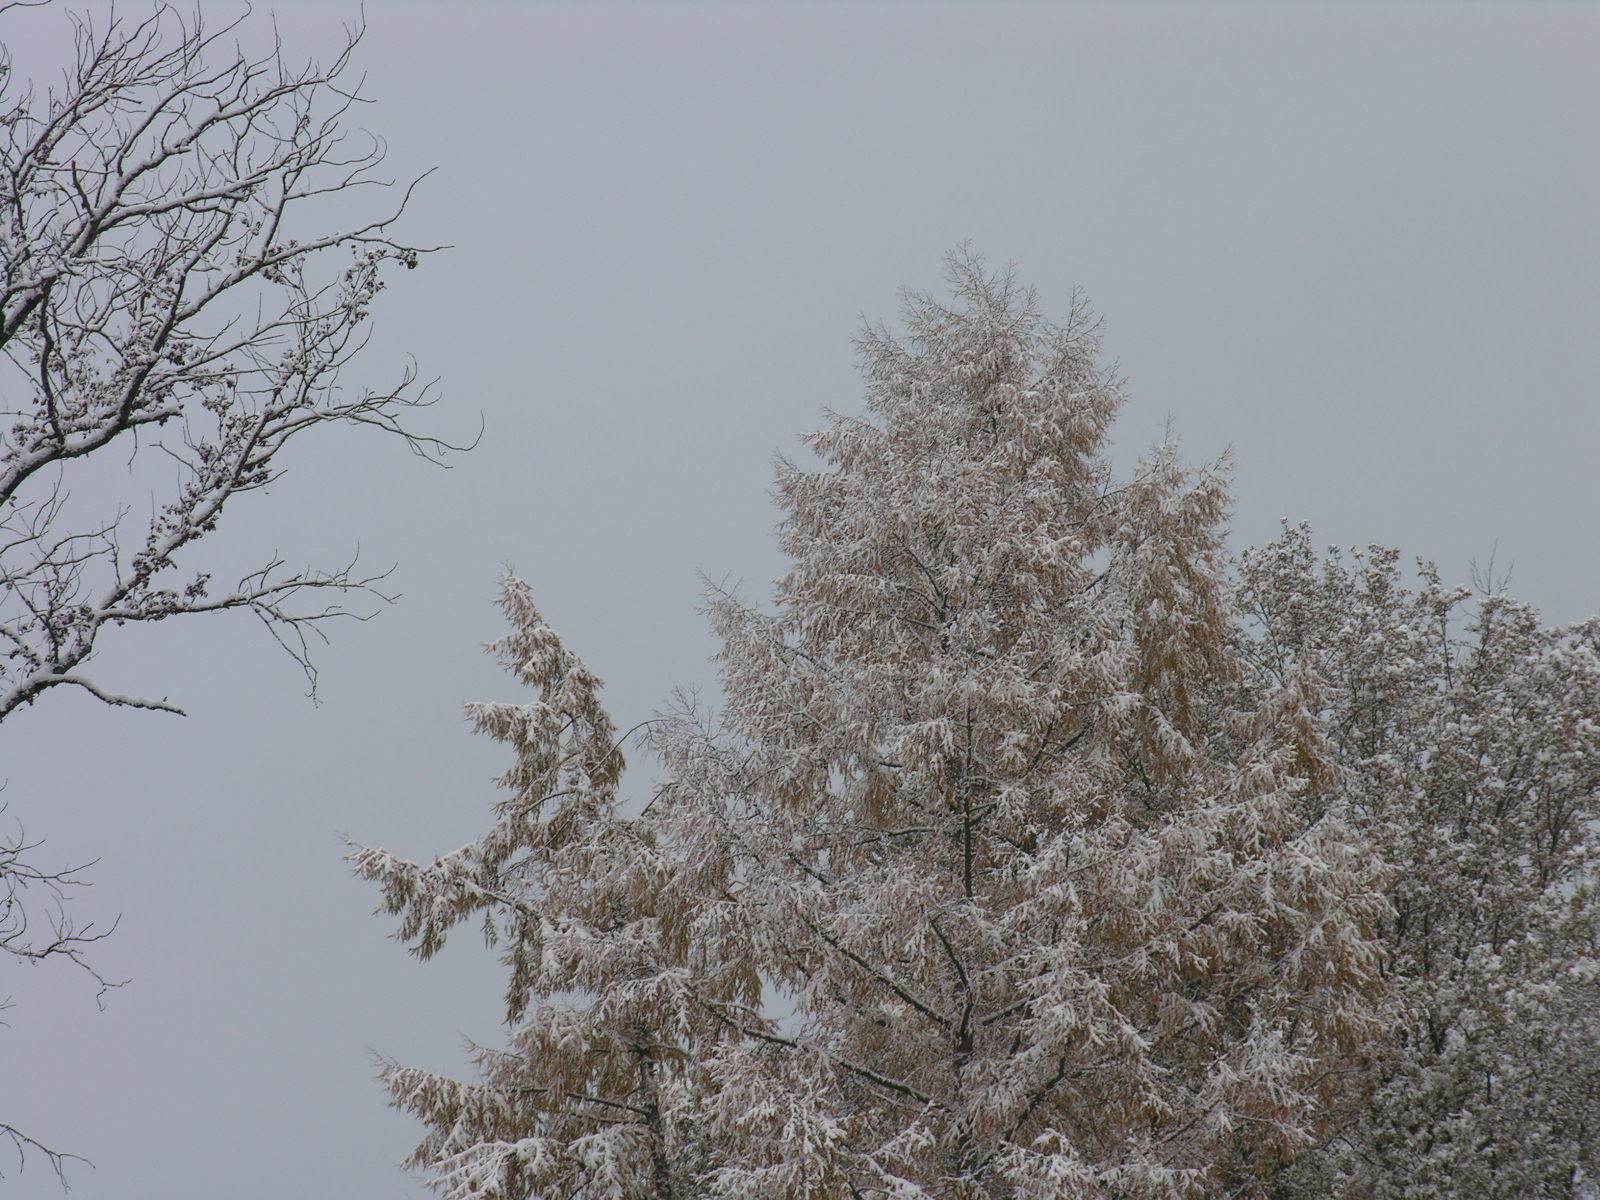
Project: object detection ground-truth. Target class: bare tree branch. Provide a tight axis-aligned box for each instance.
[0,802,124,1187]
[0,1,471,721]
[0,1,469,1180]
[0,1120,90,1190]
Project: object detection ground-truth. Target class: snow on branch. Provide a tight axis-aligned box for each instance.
[0,1,473,722]
[0,1,471,1180]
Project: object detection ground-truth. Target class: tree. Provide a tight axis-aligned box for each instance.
[355,255,1390,1199]
[0,1,460,1179]
[1233,528,1600,1200]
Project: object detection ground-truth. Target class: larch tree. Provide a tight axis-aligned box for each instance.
[355,255,1391,1199]
[1234,527,1600,1200]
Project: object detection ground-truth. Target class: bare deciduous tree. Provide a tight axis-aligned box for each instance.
[0,2,460,717]
[0,0,465,1180]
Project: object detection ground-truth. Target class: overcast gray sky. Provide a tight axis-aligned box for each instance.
[3,2,1595,1197]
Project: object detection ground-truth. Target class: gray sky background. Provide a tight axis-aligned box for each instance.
[3,2,1595,1197]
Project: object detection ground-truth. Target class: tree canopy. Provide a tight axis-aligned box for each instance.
[358,256,1517,1199]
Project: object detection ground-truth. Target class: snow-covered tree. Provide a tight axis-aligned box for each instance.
[355,255,1390,1199]
[0,3,459,723]
[1234,527,1600,1200]
[0,2,462,1179]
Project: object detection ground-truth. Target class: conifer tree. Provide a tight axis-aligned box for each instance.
[354,255,1389,1199]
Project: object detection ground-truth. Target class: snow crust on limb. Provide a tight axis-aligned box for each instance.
[0,3,463,1180]
[1235,527,1600,1200]
[355,253,1390,1199]
[0,4,460,724]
